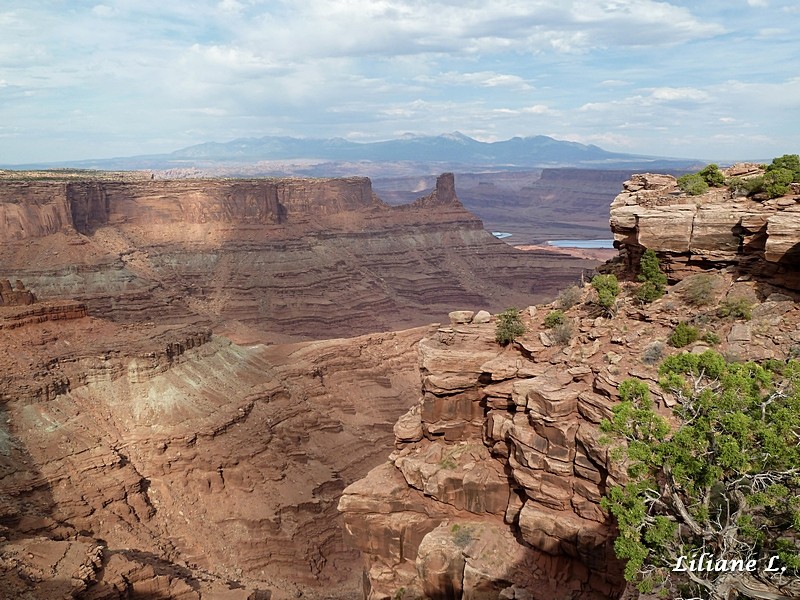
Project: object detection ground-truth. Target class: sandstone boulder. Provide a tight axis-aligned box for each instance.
[472,310,492,324]
[449,310,475,325]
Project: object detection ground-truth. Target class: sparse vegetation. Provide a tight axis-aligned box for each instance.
[677,173,709,196]
[717,297,753,320]
[495,307,525,345]
[550,320,574,346]
[701,331,720,345]
[591,274,620,315]
[556,285,582,310]
[601,352,800,599]
[636,249,667,303]
[730,154,800,199]
[451,523,473,548]
[668,322,699,348]
[680,273,716,306]
[543,309,566,328]
[641,341,665,365]
[698,163,725,187]
[677,164,726,196]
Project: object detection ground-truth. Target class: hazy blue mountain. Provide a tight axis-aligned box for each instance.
[4,132,702,174]
[168,132,637,165]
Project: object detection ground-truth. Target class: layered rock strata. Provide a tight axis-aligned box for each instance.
[340,302,626,600]
[0,173,596,341]
[339,273,800,599]
[609,168,800,289]
[0,297,435,598]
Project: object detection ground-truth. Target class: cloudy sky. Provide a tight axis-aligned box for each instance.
[1,0,799,164]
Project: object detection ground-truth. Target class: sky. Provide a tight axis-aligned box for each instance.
[1,0,799,164]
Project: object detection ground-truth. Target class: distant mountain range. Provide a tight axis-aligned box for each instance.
[4,132,703,175]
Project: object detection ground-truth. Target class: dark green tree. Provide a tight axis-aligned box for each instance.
[678,173,709,196]
[764,167,794,198]
[601,351,800,600]
[767,154,800,181]
[591,274,620,316]
[636,249,668,303]
[699,164,725,187]
[495,307,525,345]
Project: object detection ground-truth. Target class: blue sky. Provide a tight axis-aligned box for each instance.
[1,0,799,164]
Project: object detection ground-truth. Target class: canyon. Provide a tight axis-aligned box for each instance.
[0,171,597,599]
[2,167,798,599]
[0,172,595,342]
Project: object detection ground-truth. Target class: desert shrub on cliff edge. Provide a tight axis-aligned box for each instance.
[677,173,708,196]
[636,249,667,303]
[717,297,753,320]
[668,322,698,347]
[591,274,620,316]
[681,273,716,306]
[556,285,582,310]
[677,164,725,196]
[495,307,525,345]
[601,352,800,599]
[732,154,800,199]
[550,320,574,346]
[543,309,566,328]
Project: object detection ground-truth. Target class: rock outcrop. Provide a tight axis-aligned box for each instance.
[0,291,437,598]
[609,167,800,289]
[339,302,627,600]
[339,269,800,599]
[0,278,35,306]
[0,173,597,341]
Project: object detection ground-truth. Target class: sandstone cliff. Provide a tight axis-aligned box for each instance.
[338,269,800,599]
[0,173,596,341]
[0,292,435,598]
[608,168,800,289]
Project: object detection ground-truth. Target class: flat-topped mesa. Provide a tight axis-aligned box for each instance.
[609,166,800,290]
[0,176,385,237]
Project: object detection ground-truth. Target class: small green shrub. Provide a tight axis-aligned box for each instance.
[701,331,720,345]
[698,163,725,187]
[763,167,794,198]
[681,274,715,306]
[717,298,753,320]
[767,153,800,181]
[635,250,667,303]
[495,307,526,345]
[544,309,566,328]
[550,320,574,346]
[642,341,665,365]
[677,173,708,196]
[591,274,620,315]
[556,285,582,310]
[668,322,699,348]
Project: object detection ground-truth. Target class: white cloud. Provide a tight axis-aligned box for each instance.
[417,71,533,90]
[91,4,115,17]
[747,0,769,6]
[647,87,710,103]
[0,1,797,162]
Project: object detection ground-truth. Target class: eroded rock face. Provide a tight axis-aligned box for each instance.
[340,271,800,599]
[0,173,596,341]
[0,300,436,598]
[339,295,628,600]
[608,167,800,289]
